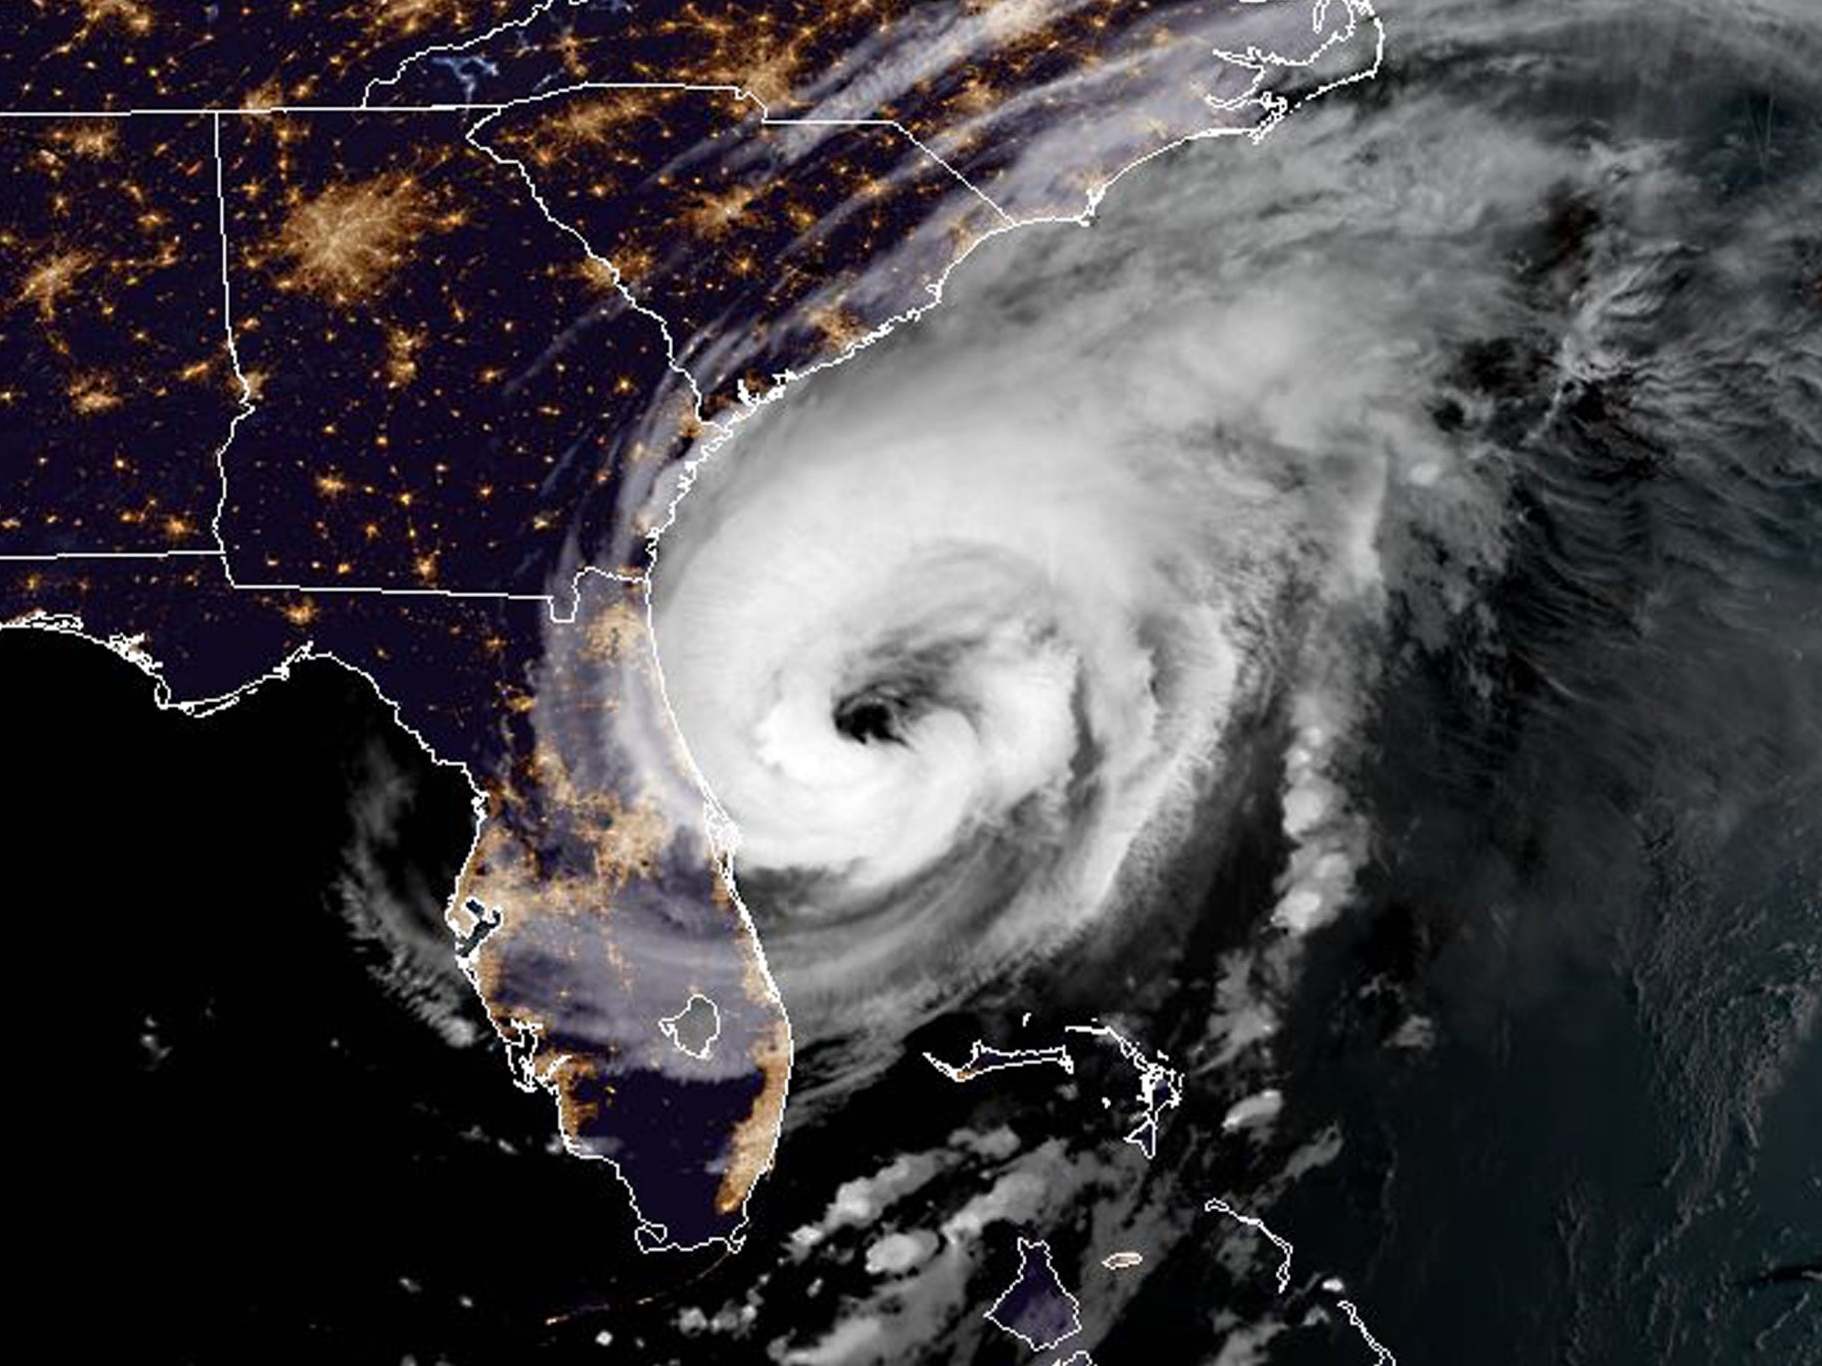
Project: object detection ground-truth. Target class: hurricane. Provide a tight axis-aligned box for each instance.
[582,0,1821,1355]
[4,0,1818,1357]
[643,98,1515,1080]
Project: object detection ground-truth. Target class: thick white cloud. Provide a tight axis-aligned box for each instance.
[643,99,1514,1058]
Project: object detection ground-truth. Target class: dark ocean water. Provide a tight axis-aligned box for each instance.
[1315,7,1822,1358]
[9,1,1822,1361]
[6,635,664,1356]
[7,530,1812,1365]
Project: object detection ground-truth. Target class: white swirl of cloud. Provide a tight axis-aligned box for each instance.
[661,368,1239,896]
[643,121,1511,1063]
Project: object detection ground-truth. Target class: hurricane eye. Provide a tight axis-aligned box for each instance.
[832,687,908,745]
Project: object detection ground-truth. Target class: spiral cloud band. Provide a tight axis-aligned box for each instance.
[660,364,1239,897]
[645,162,1493,1066]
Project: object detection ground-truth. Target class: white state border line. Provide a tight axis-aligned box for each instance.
[0,79,1018,585]
[0,0,1384,589]
[208,110,255,566]
[361,0,591,108]
[1,0,1385,1264]
[0,103,497,116]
